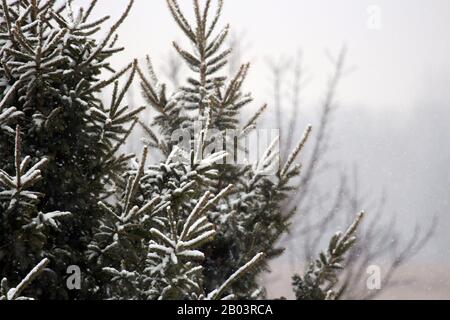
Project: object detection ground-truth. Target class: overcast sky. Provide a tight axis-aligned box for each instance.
[81,0,450,110]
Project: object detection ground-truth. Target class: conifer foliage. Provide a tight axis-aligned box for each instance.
[0,0,141,298]
[0,126,69,284]
[293,212,364,300]
[0,0,363,300]
[0,258,49,300]
[138,0,364,299]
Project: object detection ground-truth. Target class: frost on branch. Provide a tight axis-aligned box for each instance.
[0,258,49,300]
[0,82,24,134]
[94,137,237,299]
[0,127,47,211]
[88,60,146,173]
[205,252,265,300]
[292,212,365,300]
[0,106,23,134]
[87,146,166,269]
[145,188,231,300]
[0,127,69,282]
[92,110,270,299]
[0,0,140,208]
[0,0,135,111]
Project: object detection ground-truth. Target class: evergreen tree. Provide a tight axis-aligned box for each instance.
[137,0,364,299]
[0,0,363,300]
[0,0,141,299]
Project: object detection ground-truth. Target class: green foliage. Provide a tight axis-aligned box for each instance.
[293,212,364,300]
[0,258,49,300]
[93,119,265,300]
[0,0,363,300]
[0,0,140,299]
[0,126,69,292]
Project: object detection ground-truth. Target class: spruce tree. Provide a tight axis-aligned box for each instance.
[0,0,141,299]
[1,0,364,300]
[136,0,364,299]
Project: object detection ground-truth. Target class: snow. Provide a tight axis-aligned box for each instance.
[5,258,49,300]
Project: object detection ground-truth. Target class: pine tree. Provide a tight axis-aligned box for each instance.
[1,0,363,300]
[138,0,364,299]
[0,0,141,299]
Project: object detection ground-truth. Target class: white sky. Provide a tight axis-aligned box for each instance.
[82,0,450,113]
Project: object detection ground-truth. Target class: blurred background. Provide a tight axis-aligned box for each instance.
[80,0,450,299]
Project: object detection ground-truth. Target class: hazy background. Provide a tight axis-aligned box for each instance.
[81,0,450,298]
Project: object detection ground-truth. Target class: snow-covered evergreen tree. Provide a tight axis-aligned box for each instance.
[1,0,363,300]
[137,0,364,299]
[0,0,141,299]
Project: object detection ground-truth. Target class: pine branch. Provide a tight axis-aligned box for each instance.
[280,125,312,177]
[0,258,49,300]
[207,252,265,300]
[0,126,48,211]
[292,212,364,300]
